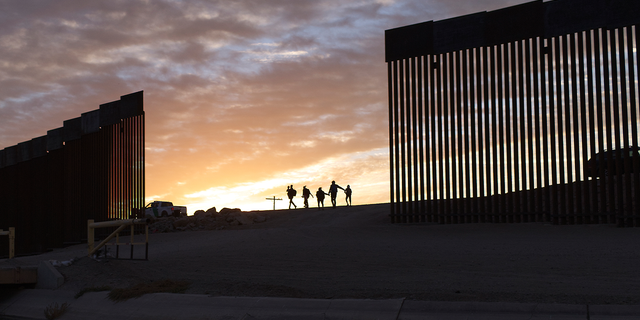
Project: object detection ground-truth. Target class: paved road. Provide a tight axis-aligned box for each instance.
[2,289,640,319]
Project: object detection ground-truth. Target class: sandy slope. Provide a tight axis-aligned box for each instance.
[4,203,640,304]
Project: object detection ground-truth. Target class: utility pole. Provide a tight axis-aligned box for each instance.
[265,196,282,210]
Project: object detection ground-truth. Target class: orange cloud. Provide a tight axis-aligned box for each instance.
[0,0,532,212]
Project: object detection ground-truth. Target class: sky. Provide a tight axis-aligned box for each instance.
[0,0,532,213]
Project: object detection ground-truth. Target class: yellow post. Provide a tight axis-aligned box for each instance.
[88,224,127,256]
[8,227,14,259]
[85,218,149,258]
[87,219,95,255]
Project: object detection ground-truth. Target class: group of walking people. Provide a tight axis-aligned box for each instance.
[286,181,352,210]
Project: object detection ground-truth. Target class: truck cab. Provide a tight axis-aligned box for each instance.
[144,201,187,218]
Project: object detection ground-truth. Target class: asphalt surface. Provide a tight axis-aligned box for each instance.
[3,288,640,319]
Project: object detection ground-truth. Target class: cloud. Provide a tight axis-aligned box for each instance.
[0,0,533,211]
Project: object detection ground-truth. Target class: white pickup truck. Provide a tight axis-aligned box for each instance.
[144,201,187,218]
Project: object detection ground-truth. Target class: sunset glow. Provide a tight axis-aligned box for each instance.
[0,0,532,213]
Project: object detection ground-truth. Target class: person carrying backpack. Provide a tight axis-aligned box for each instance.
[287,185,297,209]
[302,186,314,208]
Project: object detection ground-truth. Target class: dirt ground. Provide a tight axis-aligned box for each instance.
[4,203,640,305]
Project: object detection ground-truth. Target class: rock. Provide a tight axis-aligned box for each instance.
[173,218,190,228]
[148,207,267,232]
[235,213,254,225]
[151,219,174,233]
[220,207,241,215]
[196,214,211,222]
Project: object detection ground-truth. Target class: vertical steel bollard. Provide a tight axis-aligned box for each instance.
[9,227,15,259]
[130,224,134,260]
[87,219,94,255]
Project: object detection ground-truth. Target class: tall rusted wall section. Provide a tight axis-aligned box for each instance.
[0,91,145,256]
[386,0,640,225]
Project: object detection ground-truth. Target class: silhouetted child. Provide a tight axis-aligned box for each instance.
[345,185,352,206]
[328,180,344,208]
[316,187,328,210]
[302,186,313,208]
[287,185,297,209]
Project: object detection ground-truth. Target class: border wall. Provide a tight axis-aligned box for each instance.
[0,91,145,257]
[386,0,640,225]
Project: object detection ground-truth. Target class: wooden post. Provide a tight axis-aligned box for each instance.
[87,219,149,258]
[89,224,128,257]
[265,196,282,210]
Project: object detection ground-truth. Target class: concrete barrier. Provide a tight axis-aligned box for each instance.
[35,261,64,289]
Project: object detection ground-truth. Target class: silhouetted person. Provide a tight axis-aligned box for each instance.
[345,185,352,206]
[287,185,297,209]
[286,185,290,206]
[302,185,313,208]
[328,180,344,208]
[316,187,328,210]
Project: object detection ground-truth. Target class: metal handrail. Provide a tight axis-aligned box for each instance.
[87,219,149,259]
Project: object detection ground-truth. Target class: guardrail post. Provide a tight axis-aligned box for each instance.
[87,219,149,258]
[89,225,127,257]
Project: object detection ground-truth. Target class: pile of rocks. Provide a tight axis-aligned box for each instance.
[148,207,267,233]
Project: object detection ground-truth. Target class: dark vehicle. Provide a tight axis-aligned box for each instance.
[585,146,640,178]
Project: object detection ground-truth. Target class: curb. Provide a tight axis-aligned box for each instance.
[401,300,640,316]
[3,289,640,320]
